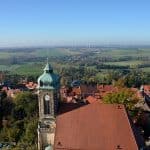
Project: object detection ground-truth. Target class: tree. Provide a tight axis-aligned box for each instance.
[0,92,38,147]
[13,92,38,120]
[124,69,146,88]
[7,127,21,142]
[13,107,26,120]
[0,127,9,141]
[113,78,126,88]
[23,119,38,144]
[1,97,14,118]
[103,88,139,110]
[0,92,13,128]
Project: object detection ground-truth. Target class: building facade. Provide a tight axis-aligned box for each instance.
[37,61,60,150]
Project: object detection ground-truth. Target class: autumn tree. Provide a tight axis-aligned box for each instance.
[103,88,139,111]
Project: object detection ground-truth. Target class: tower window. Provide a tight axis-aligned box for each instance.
[43,94,50,114]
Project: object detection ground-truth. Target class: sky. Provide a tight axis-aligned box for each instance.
[0,0,150,47]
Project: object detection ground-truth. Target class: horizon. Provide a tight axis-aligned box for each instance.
[0,0,150,47]
[1,44,150,49]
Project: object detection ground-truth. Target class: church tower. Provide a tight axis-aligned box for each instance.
[37,60,60,150]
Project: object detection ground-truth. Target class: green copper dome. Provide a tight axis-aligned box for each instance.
[37,61,60,90]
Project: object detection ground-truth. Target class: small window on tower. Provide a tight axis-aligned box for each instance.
[43,94,50,114]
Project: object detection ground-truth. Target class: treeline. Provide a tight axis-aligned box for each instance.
[55,54,150,64]
[138,63,150,68]
[96,64,129,69]
[59,66,150,87]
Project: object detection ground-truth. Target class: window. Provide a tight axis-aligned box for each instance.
[43,94,50,114]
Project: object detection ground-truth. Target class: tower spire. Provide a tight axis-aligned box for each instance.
[44,58,53,72]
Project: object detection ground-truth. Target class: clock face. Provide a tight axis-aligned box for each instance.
[45,94,50,101]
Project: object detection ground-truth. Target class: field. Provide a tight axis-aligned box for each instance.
[0,48,80,75]
[105,60,142,66]
[0,47,150,76]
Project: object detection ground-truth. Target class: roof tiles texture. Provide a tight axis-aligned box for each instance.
[54,103,138,150]
[143,85,150,96]
[86,96,98,104]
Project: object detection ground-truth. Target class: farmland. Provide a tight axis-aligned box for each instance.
[0,47,150,77]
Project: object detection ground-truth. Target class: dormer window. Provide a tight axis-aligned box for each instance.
[46,70,49,73]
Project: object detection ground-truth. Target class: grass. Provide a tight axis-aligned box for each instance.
[31,48,81,57]
[99,49,150,58]
[0,65,20,71]
[105,60,142,66]
[141,67,150,72]
[12,63,43,76]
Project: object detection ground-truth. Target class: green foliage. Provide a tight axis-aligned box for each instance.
[105,69,150,88]
[0,92,38,148]
[7,127,21,142]
[23,119,38,144]
[13,107,26,120]
[0,91,7,99]
[13,92,38,120]
[103,88,138,110]
[0,126,21,142]
[124,70,149,87]
[1,97,14,118]
[114,78,126,88]
[12,144,37,150]
[0,93,14,128]
[0,127,9,141]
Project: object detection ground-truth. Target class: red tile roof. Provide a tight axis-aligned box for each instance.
[72,85,97,97]
[80,84,97,94]
[143,85,150,95]
[7,89,21,98]
[98,84,114,90]
[98,85,118,98]
[25,82,37,90]
[54,103,139,150]
[143,85,150,90]
[86,96,98,104]
[2,86,8,92]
